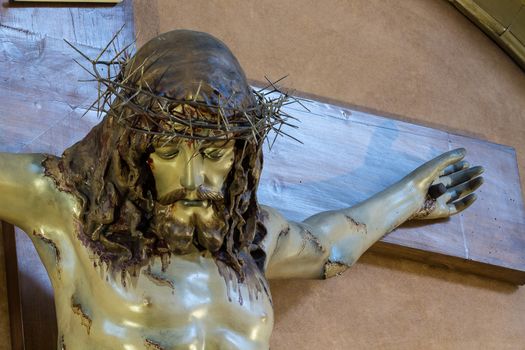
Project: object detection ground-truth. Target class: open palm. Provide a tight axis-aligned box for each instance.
[409,148,484,220]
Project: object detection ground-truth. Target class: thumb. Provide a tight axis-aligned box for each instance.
[410,148,466,187]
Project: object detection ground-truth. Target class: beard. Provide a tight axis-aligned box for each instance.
[151,185,228,254]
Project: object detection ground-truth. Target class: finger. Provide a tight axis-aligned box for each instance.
[432,148,466,172]
[439,166,484,188]
[415,148,466,183]
[444,176,484,203]
[428,183,447,199]
[448,193,477,215]
[440,160,470,177]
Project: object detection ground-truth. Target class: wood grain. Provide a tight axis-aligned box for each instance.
[257,96,525,284]
[0,0,524,348]
[0,0,134,348]
[13,1,121,3]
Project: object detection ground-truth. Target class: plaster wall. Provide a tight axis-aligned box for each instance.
[132,0,525,349]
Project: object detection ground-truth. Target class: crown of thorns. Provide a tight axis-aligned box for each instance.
[66,28,304,146]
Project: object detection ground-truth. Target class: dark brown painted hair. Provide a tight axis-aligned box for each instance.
[46,30,267,278]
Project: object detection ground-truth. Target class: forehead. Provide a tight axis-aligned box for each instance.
[152,135,235,149]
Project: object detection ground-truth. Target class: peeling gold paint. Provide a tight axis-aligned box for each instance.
[323,260,349,279]
[32,230,61,276]
[60,335,66,350]
[410,197,437,219]
[344,215,367,234]
[71,297,92,335]
[144,338,164,350]
[144,266,175,290]
[304,229,325,253]
[274,225,290,250]
[299,228,325,255]
[142,297,152,307]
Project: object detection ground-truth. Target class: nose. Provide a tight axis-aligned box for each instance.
[180,152,204,190]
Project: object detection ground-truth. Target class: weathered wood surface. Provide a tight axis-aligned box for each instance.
[13,1,122,3]
[257,97,525,284]
[0,0,134,348]
[0,0,524,348]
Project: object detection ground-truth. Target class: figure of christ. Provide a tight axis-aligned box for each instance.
[0,30,483,350]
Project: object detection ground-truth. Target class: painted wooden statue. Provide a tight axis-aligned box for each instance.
[0,30,483,349]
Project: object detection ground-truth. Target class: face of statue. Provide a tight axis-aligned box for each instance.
[58,30,270,269]
[150,138,235,203]
[147,136,236,253]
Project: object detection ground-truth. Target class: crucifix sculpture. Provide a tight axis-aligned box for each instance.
[0,30,483,349]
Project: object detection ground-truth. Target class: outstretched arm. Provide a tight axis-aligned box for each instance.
[0,152,69,233]
[263,148,483,279]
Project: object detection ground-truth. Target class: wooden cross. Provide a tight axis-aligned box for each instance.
[1,1,524,349]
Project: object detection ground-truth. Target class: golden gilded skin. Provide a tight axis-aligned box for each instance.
[0,146,482,349]
[0,30,483,349]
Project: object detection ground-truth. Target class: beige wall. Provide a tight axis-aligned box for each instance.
[132,0,525,349]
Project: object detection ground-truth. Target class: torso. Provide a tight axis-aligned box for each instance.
[38,226,274,350]
[27,168,274,350]
[3,153,331,348]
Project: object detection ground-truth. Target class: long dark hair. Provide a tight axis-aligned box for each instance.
[44,30,270,279]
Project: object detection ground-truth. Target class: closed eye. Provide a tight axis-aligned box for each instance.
[202,148,224,160]
[156,149,180,159]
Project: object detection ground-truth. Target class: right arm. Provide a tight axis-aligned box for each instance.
[0,152,71,234]
[262,149,482,280]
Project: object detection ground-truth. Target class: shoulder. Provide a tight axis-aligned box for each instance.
[259,205,325,274]
[258,205,291,267]
[0,152,46,180]
[258,205,330,279]
[0,153,78,233]
[39,155,81,228]
[0,153,80,279]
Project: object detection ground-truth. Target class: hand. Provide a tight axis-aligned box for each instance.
[408,148,483,220]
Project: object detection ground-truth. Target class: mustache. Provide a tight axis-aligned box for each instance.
[157,185,224,205]
[152,203,227,254]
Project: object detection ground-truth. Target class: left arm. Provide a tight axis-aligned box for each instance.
[263,148,483,279]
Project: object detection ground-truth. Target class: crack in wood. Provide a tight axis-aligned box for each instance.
[0,23,36,36]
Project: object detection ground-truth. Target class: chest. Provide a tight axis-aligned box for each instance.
[52,250,273,350]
